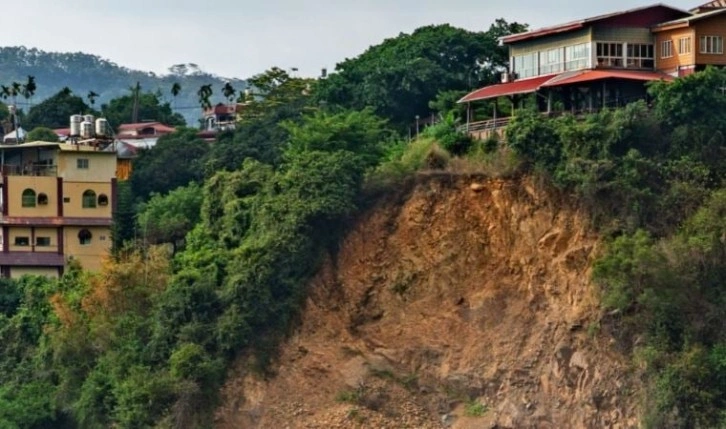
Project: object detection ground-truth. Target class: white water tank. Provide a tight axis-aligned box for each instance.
[70,115,82,137]
[80,121,94,139]
[95,118,109,137]
[84,114,95,124]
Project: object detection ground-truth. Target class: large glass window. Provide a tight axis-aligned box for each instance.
[700,36,723,54]
[565,43,591,71]
[626,44,654,68]
[540,48,563,74]
[597,42,624,67]
[513,53,538,79]
[22,189,36,207]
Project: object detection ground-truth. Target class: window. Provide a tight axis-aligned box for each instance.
[37,193,48,205]
[77,158,89,169]
[700,35,723,54]
[78,229,92,245]
[22,189,36,207]
[36,237,51,247]
[82,190,97,208]
[565,43,591,71]
[626,44,654,68]
[662,40,674,58]
[679,37,692,55]
[98,194,109,206]
[596,42,624,67]
[513,52,538,78]
[63,197,71,203]
[14,237,29,246]
[540,48,563,74]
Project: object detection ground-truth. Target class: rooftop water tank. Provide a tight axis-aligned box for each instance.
[80,121,93,139]
[70,115,82,137]
[95,118,109,138]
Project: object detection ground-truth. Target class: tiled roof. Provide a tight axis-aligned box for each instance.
[541,70,673,87]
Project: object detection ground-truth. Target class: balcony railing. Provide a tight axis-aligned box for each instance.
[0,164,58,177]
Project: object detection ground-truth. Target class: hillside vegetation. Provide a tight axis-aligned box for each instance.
[0,46,245,125]
[0,22,725,429]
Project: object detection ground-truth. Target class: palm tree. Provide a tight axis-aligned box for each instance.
[170,82,181,111]
[222,82,236,104]
[87,91,99,106]
[0,85,10,100]
[197,84,213,110]
[21,75,36,106]
[10,82,21,106]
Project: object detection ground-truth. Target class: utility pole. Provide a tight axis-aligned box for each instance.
[131,81,141,123]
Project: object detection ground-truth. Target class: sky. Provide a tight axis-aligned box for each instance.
[2,0,698,79]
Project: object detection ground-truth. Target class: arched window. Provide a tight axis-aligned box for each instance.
[37,193,49,205]
[78,229,92,245]
[82,190,97,208]
[98,194,109,206]
[22,189,36,207]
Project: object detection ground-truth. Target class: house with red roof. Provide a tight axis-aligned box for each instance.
[459,2,726,140]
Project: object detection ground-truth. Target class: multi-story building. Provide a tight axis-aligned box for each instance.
[0,141,117,278]
[459,2,726,139]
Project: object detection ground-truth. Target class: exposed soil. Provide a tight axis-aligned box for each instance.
[215,175,640,429]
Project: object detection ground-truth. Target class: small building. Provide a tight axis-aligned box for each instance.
[202,103,247,132]
[0,141,117,277]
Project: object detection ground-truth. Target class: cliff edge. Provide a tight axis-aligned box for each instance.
[215,175,639,429]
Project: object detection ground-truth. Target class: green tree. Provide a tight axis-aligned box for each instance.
[23,87,94,129]
[130,128,209,200]
[26,126,59,142]
[316,21,527,129]
[197,84,213,110]
[137,183,204,253]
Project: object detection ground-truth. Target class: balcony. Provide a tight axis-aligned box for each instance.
[0,164,58,177]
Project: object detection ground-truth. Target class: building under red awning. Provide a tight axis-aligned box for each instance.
[541,69,674,87]
[459,75,556,103]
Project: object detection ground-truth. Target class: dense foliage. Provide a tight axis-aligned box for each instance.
[316,21,526,129]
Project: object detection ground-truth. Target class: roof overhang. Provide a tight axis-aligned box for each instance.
[541,69,674,87]
[458,75,556,103]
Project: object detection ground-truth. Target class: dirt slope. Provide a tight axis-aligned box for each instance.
[215,175,640,429]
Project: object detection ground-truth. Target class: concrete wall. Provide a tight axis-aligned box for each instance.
[9,266,59,279]
[63,225,111,272]
[62,181,113,218]
[6,176,58,217]
[58,152,116,182]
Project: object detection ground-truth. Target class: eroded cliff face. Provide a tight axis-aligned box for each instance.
[215,175,640,429]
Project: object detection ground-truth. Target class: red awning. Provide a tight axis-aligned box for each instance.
[541,69,674,87]
[459,75,556,103]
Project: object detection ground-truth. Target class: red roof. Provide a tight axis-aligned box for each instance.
[459,75,555,103]
[541,70,674,87]
[117,122,177,135]
[502,4,689,44]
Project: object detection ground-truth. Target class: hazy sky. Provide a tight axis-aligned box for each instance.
[3,0,697,79]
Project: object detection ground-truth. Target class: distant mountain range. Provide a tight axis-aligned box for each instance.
[0,46,246,126]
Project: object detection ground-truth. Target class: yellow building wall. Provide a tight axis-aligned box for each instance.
[695,17,726,66]
[9,266,60,279]
[57,152,117,182]
[655,28,696,74]
[64,226,111,272]
[34,227,59,252]
[8,227,32,251]
[62,181,113,218]
[6,176,58,217]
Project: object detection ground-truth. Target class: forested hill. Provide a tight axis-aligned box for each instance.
[0,46,245,125]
